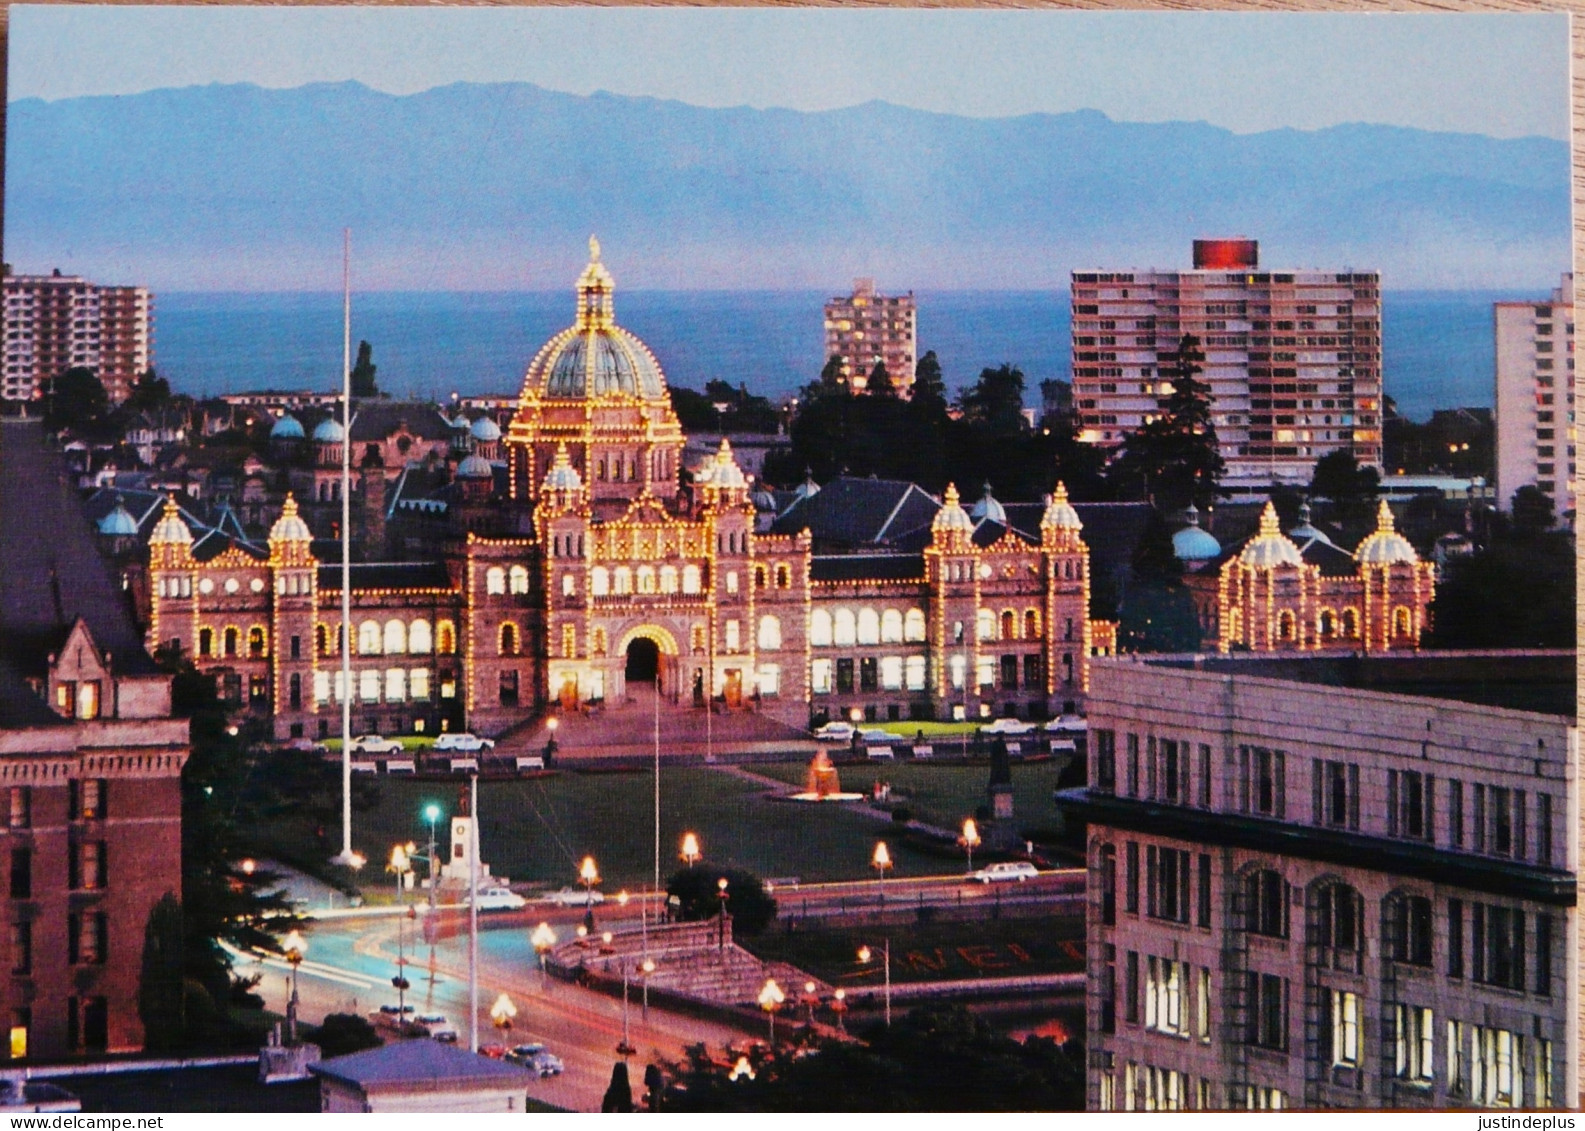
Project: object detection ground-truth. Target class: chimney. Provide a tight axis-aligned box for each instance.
[360,443,386,554]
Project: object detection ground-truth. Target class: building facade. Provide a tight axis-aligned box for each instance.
[823,278,917,395]
[1072,239,1383,488]
[1061,651,1576,1111]
[142,245,1101,739]
[1494,273,1574,519]
[2,272,152,404]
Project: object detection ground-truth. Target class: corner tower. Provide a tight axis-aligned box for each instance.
[505,239,687,521]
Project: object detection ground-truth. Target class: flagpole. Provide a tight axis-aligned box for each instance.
[333,228,358,867]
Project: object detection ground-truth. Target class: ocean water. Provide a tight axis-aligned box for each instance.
[151,289,1540,421]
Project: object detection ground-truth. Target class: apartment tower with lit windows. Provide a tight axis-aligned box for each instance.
[1494,273,1575,518]
[823,278,917,395]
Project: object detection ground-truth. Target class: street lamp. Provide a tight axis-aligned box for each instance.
[832,988,847,1035]
[802,980,819,1027]
[490,993,516,1041]
[716,877,730,951]
[531,922,557,990]
[872,840,892,906]
[617,960,637,1057]
[283,929,307,1044]
[640,957,656,1023]
[423,803,442,909]
[680,832,701,869]
[580,855,600,930]
[961,818,981,875]
[758,978,785,1045]
[859,941,891,1028]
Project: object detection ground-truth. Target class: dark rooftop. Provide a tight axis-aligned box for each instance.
[810,553,926,583]
[1148,650,1575,719]
[312,1038,535,1089]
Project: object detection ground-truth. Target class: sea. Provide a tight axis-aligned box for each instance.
[150,289,1543,422]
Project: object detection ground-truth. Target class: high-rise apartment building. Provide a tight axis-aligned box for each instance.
[3,271,153,404]
[1061,651,1576,1112]
[823,279,916,394]
[1494,274,1574,518]
[1072,240,1383,488]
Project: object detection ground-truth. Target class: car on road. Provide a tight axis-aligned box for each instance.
[282,736,329,755]
[812,721,855,742]
[970,861,1040,884]
[349,734,403,756]
[858,728,896,745]
[540,887,605,907]
[415,1013,458,1042]
[1042,714,1087,734]
[981,718,1037,736]
[376,1003,415,1017]
[469,885,528,911]
[506,1044,565,1076]
[434,732,496,752]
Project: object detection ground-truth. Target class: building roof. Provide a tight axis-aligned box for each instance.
[311,1039,532,1092]
[348,402,455,445]
[771,477,941,549]
[810,553,927,583]
[0,421,157,680]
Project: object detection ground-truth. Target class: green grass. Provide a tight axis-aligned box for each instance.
[749,763,1063,832]
[742,915,1084,986]
[323,735,436,752]
[353,767,1035,889]
[862,720,983,738]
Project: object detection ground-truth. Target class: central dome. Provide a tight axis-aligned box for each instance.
[522,237,667,400]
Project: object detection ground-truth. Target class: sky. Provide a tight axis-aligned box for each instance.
[9,6,1569,140]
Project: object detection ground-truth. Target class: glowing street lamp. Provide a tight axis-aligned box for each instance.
[423,803,442,909]
[758,978,786,1044]
[961,818,981,875]
[531,922,558,990]
[729,1055,755,1082]
[872,840,893,905]
[680,832,701,869]
[859,940,891,1028]
[490,992,517,1039]
[802,980,820,1026]
[716,877,730,951]
[832,988,848,1034]
[283,929,307,1043]
[640,957,656,1023]
[580,855,600,929]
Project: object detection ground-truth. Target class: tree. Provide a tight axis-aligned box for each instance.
[667,866,777,935]
[1511,484,1555,538]
[42,366,109,435]
[126,368,174,414]
[1110,335,1225,511]
[1310,449,1380,526]
[957,364,1026,436]
[818,355,847,395]
[602,1062,634,1112]
[912,351,946,412]
[314,1013,384,1058]
[138,893,188,1052]
[867,360,895,398]
[350,340,379,398]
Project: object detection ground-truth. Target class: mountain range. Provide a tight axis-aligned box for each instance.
[3,80,1569,291]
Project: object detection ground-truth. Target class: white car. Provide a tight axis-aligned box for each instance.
[970,861,1040,884]
[349,734,403,756]
[1043,714,1088,734]
[812,721,856,742]
[540,887,605,907]
[415,1013,458,1042]
[470,886,527,911]
[434,732,496,752]
[982,718,1037,736]
[858,728,896,745]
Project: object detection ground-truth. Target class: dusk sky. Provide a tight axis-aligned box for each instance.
[10,6,1568,140]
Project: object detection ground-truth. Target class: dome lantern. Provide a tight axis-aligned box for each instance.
[1239,501,1304,569]
[1355,499,1418,566]
[1172,503,1222,562]
[97,495,139,539]
[270,413,305,441]
[969,481,1007,526]
[1040,481,1084,537]
[931,482,974,546]
[269,493,313,545]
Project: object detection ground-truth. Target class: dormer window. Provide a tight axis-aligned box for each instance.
[76,682,100,721]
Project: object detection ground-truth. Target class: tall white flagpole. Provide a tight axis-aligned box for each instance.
[334,228,357,866]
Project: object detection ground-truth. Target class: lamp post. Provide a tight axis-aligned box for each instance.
[758,978,785,1045]
[716,877,730,951]
[423,804,441,910]
[532,922,557,991]
[680,832,701,870]
[545,716,559,764]
[859,941,891,1028]
[283,929,307,1045]
[872,840,892,907]
[389,844,413,1021]
[831,988,847,1035]
[640,957,655,1023]
[490,993,516,1043]
[961,818,981,876]
[802,980,819,1027]
[617,961,637,1057]
[580,855,600,931]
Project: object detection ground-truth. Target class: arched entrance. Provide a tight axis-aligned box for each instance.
[625,637,660,684]
[614,625,680,702]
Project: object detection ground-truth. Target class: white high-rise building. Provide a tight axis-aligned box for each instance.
[1494,274,1574,519]
[1071,239,1383,489]
[2,270,152,403]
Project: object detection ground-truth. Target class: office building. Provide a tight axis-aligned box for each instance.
[1494,274,1574,518]
[1072,239,1383,488]
[823,279,917,394]
[3,271,152,404]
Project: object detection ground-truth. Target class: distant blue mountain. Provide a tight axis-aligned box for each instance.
[4,80,1569,290]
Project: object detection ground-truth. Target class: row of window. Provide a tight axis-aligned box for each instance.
[6,783,106,829]
[312,669,446,706]
[7,913,108,973]
[8,842,106,899]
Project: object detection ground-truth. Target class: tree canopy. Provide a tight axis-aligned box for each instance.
[1110,335,1225,511]
[1310,449,1381,526]
[350,340,379,398]
[667,865,777,935]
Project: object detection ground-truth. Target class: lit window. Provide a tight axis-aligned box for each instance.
[756,665,780,696]
[977,609,995,641]
[857,609,880,645]
[724,621,740,653]
[591,567,610,596]
[811,659,832,694]
[682,565,701,594]
[904,608,926,642]
[383,620,406,654]
[359,670,380,703]
[1393,1004,1434,1083]
[810,610,833,647]
[614,568,632,595]
[1330,990,1359,1066]
[409,620,432,654]
[833,609,856,646]
[410,669,431,700]
[385,669,406,703]
[358,621,382,655]
[509,565,530,595]
[880,657,903,690]
[485,567,505,595]
[660,566,678,594]
[757,616,781,650]
[637,567,656,594]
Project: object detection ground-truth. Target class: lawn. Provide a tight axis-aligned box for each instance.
[354,767,1012,889]
[749,763,1064,832]
[742,914,1085,986]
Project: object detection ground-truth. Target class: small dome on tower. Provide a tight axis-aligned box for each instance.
[932,483,974,534]
[970,482,1007,526]
[312,417,345,443]
[457,453,494,480]
[541,444,583,492]
[98,497,139,538]
[793,470,821,502]
[1239,502,1303,568]
[1040,482,1083,532]
[470,416,502,443]
[1355,500,1418,565]
[1287,502,1334,548]
[1172,504,1221,562]
[752,485,777,512]
[270,414,305,441]
[149,497,193,545]
[696,439,747,491]
[269,494,313,543]
[450,413,470,430]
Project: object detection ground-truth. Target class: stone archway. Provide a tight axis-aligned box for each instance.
[614,625,681,702]
[625,637,660,683]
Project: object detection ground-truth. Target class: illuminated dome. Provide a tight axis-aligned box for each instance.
[1040,482,1083,533]
[541,444,583,492]
[1239,502,1303,569]
[312,417,344,443]
[1355,500,1418,565]
[932,483,974,534]
[969,482,1006,526]
[269,495,313,543]
[471,416,502,443]
[457,453,494,480]
[270,414,305,440]
[520,237,667,401]
[98,497,138,537]
[695,439,748,491]
[1172,504,1221,561]
[149,497,193,545]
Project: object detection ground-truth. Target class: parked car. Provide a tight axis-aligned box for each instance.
[857,728,896,744]
[981,718,1037,736]
[540,887,605,907]
[812,721,856,742]
[415,1013,458,1042]
[349,734,403,756]
[377,1003,416,1017]
[969,861,1040,884]
[1042,714,1088,734]
[469,885,528,911]
[282,736,329,755]
[506,1044,565,1076]
[434,732,496,752]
